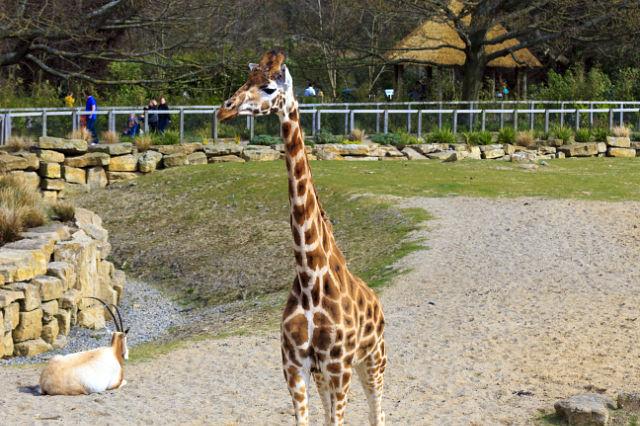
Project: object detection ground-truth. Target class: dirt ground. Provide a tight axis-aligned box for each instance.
[1,197,639,425]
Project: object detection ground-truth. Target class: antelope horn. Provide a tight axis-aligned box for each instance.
[110,303,124,333]
[83,297,121,332]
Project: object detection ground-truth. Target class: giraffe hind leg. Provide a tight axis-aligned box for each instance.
[313,371,332,426]
[355,339,387,426]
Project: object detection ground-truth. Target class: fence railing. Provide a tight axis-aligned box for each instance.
[1,101,639,145]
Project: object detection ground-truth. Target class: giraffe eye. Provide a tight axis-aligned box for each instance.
[261,87,276,95]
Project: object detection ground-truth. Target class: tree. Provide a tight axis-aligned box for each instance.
[386,0,640,100]
[0,0,239,86]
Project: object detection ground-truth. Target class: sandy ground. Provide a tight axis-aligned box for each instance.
[1,197,640,425]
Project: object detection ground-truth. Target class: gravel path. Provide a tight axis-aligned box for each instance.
[1,197,639,425]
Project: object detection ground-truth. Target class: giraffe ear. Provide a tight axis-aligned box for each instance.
[248,63,258,71]
[279,64,293,90]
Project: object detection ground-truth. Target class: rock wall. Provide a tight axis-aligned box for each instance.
[0,136,638,197]
[0,208,124,358]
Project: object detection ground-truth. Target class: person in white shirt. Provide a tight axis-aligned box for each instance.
[304,81,316,97]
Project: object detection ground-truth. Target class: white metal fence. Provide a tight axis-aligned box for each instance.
[1,100,639,144]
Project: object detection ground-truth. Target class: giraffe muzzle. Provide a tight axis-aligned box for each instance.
[217,100,239,122]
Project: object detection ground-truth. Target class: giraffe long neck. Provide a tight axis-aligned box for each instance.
[280,100,343,291]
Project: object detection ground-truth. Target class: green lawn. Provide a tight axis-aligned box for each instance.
[75,157,639,337]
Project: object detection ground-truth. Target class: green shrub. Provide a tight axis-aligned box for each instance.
[49,201,75,222]
[533,129,549,140]
[427,128,455,144]
[592,127,610,142]
[497,127,516,144]
[574,128,592,143]
[152,130,180,145]
[632,132,640,141]
[315,128,341,145]
[250,134,281,146]
[370,133,401,145]
[550,126,574,144]
[463,131,493,145]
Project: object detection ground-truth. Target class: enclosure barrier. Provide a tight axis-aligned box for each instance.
[1,100,640,145]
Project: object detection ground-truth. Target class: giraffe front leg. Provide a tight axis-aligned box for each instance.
[284,366,311,426]
[355,340,387,426]
[313,372,332,426]
[327,367,353,426]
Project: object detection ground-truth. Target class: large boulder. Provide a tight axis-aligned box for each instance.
[0,247,48,283]
[41,319,59,344]
[187,151,208,165]
[12,308,43,343]
[0,155,30,173]
[481,147,506,159]
[0,289,23,308]
[3,302,19,330]
[62,166,86,185]
[41,300,58,322]
[47,261,76,290]
[37,149,65,163]
[204,143,244,157]
[241,147,280,162]
[6,282,41,311]
[15,153,39,171]
[40,162,61,179]
[557,143,599,157]
[402,147,427,160]
[64,152,110,168]
[138,150,163,173]
[41,178,66,191]
[108,154,138,172]
[413,144,450,155]
[32,275,64,301]
[107,171,138,182]
[608,147,636,158]
[89,143,133,156]
[86,166,108,189]
[55,308,72,336]
[163,153,188,167]
[208,155,246,163]
[13,338,52,357]
[2,331,14,357]
[606,136,631,148]
[554,394,615,426]
[315,144,370,156]
[38,136,88,154]
[77,305,105,329]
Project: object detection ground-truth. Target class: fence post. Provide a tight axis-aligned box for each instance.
[42,111,48,137]
[406,105,411,133]
[529,102,535,130]
[211,111,218,141]
[619,102,624,126]
[344,104,349,134]
[108,109,115,133]
[349,110,355,133]
[481,110,486,131]
[375,110,380,134]
[560,101,565,127]
[179,108,185,143]
[438,102,443,129]
[5,113,12,142]
[249,116,255,141]
[544,109,550,134]
[609,108,614,130]
[513,110,518,131]
[452,110,458,134]
[72,109,78,132]
[589,102,594,127]
[575,109,580,130]
[417,111,422,138]
[144,112,149,134]
[383,110,389,134]
[317,111,322,133]
[637,108,640,132]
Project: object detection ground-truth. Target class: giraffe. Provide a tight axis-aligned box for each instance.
[218,50,386,426]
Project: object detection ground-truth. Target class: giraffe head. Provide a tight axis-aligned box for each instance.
[217,50,294,122]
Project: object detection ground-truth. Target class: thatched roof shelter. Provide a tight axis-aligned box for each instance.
[387,5,542,68]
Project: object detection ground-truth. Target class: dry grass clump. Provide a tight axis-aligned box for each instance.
[6,136,35,153]
[349,128,367,143]
[48,200,76,222]
[612,126,630,137]
[0,175,47,245]
[515,131,536,148]
[100,130,119,144]
[135,134,152,152]
[67,128,92,141]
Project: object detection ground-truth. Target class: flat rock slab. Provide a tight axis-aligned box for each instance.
[89,143,133,156]
[38,137,87,154]
[554,393,616,426]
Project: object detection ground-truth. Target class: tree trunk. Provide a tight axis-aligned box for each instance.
[461,53,485,101]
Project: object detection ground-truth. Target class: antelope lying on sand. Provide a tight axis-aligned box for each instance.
[40,298,129,395]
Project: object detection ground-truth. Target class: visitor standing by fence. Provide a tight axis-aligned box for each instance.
[157,97,170,133]
[84,91,98,144]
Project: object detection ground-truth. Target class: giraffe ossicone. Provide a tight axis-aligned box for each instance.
[219,50,387,426]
